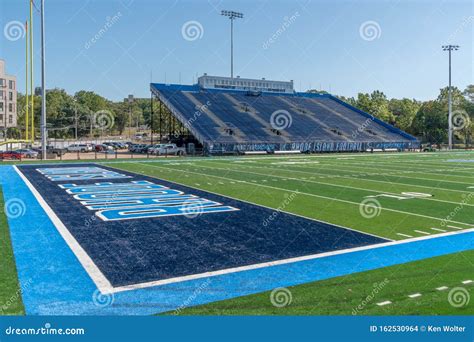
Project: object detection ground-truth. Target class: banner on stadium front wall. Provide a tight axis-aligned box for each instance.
[207,141,420,153]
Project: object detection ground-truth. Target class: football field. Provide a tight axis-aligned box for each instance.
[110,151,474,241]
[109,151,474,315]
[1,151,473,315]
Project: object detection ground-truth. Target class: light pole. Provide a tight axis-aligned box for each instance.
[442,44,459,150]
[221,10,243,78]
[40,0,47,158]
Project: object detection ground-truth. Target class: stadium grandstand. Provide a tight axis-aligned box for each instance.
[150,74,420,155]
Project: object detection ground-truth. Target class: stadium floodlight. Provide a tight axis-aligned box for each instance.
[220,10,244,78]
[442,44,459,150]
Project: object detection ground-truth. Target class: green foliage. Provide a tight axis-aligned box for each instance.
[355,91,394,123]
[412,101,447,145]
[12,84,474,145]
[389,98,421,133]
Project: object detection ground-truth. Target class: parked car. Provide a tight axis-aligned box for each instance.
[152,144,186,156]
[32,146,68,158]
[67,144,93,153]
[0,151,22,160]
[128,144,142,153]
[94,144,113,152]
[148,144,167,155]
[102,142,117,150]
[139,144,154,153]
[130,144,148,153]
[15,149,39,159]
[46,145,68,157]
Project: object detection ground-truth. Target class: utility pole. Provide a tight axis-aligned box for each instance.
[74,100,78,140]
[442,44,459,150]
[221,10,243,78]
[127,94,134,140]
[40,0,47,158]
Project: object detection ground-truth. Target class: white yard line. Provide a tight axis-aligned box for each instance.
[200,161,474,208]
[328,159,474,178]
[205,160,474,195]
[138,163,473,227]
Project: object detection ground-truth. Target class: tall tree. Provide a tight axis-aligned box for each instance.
[389,98,421,132]
[412,101,447,146]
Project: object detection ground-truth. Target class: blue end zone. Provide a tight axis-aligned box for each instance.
[1,164,473,315]
[17,163,386,289]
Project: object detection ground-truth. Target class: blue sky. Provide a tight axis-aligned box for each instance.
[1,0,472,101]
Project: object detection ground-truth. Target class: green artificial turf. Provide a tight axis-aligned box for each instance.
[0,189,25,315]
[110,151,474,240]
[167,250,474,315]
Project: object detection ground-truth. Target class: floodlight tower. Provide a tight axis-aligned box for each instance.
[221,10,243,78]
[442,44,459,150]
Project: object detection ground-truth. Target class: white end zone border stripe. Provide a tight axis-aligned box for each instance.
[14,165,474,295]
[110,227,474,293]
[13,166,114,294]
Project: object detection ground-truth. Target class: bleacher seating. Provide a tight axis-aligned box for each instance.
[151,83,419,154]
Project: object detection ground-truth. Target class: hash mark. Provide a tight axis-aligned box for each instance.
[376,301,392,306]
[414,230,430,235]
[408,293,422,298]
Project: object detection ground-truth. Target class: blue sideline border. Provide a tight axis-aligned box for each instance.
[0,316,473,342]
[1,164,473,315]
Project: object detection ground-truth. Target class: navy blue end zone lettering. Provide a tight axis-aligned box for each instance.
[18,164,388,288]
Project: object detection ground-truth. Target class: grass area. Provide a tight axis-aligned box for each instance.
[0,188,25,315]
[110,151,474,240]
[169,250,474,315]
